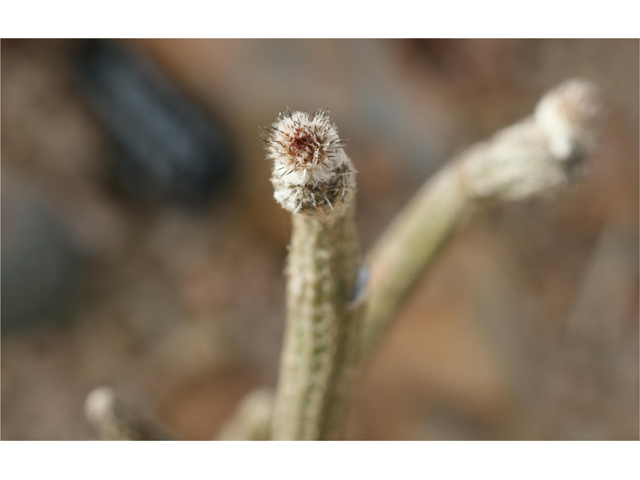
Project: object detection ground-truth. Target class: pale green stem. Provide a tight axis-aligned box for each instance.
[271,204,362,440]
[361,166,469,358]
[360,79,603,359]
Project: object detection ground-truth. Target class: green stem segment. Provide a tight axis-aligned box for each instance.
[271,204,362,440]
[361,166,469,358]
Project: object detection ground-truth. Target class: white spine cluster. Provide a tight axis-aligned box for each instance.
[461,79,603,201]
[264,110,356,215]
[535,79,603,160]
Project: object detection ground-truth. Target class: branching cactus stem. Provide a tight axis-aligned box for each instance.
[84,80,605,442]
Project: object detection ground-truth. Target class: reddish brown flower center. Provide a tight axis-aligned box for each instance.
[287,129,321,166]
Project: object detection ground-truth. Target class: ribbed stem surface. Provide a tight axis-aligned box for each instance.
[272,205,361,440]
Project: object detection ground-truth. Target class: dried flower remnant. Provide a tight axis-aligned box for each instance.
[263,110,356,215]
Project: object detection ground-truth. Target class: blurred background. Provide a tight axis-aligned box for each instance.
[1,39,638,440]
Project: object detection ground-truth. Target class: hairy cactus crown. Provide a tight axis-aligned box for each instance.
[264,110,356,215]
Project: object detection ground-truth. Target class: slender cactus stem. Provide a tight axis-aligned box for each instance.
[362,166,468,357]
[273,205,362,440]
[360,79,604,358]
[265,110,362,440]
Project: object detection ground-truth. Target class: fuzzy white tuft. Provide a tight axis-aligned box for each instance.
[535,79,603,161]
[264,110,356,215]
